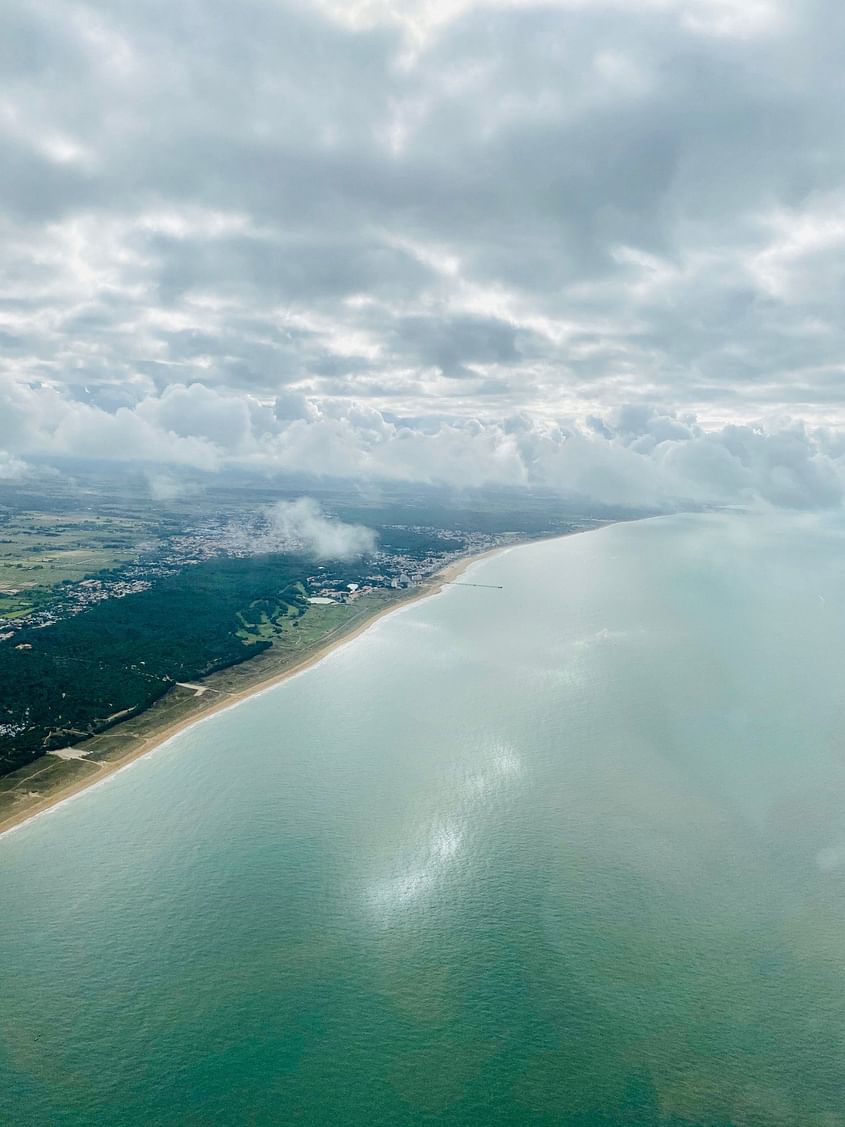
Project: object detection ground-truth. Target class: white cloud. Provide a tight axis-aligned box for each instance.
[4,372,842,509]
[0,0,843,508]
[144,470,201,502]
[314,0,786,50]
[0,451,29,480]
[264,498,378,559]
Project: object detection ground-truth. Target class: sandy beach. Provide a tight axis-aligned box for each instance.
[0,545,507,842]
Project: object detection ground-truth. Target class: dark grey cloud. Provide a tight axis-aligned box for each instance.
[4,0,845,506]
[389,313,535,378]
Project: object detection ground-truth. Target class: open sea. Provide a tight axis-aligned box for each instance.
[5,512,845,1126]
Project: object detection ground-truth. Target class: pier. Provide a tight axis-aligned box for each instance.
[441,580,504,590]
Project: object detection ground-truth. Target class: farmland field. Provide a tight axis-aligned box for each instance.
[0,512,153,616]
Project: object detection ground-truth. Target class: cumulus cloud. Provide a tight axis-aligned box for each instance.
[0,451,29,481]
[264,498,378,560]
[2,0,844,508]
[3,371,845,509]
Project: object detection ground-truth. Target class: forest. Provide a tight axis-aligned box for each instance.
[0,553,312,775]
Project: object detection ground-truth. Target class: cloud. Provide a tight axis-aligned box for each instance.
[264,498,378,559]
[1,0,844,507]
[6,371,843,509]
[0,451,29,480]
[144,470,201,502]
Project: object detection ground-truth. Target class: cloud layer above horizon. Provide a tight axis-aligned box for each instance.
[4,0,845,507]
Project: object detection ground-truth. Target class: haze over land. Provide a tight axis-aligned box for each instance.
[3,0,845,508]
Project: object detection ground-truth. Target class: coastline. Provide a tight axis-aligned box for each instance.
[0,544,508,842]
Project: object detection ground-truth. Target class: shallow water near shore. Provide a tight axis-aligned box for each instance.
[4,512,845,1125]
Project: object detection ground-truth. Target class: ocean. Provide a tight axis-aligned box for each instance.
[3,512,845,1126]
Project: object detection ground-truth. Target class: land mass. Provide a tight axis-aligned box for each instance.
[1,514,532,776]
[1,470,638,840]
[0,548,502,839]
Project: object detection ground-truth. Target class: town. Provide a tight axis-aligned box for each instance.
[0,513,521,641]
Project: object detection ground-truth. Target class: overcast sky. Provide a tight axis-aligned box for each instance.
[4,0,845,507]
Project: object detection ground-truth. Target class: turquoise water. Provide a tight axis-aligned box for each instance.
[4,513,845,1125]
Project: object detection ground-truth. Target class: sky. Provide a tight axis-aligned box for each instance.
[3,0,845,508]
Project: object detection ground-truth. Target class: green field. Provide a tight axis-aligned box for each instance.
[0,512,152,617]
[236,589,360,649]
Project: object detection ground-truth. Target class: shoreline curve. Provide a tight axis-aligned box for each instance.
[0,544,511,843]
